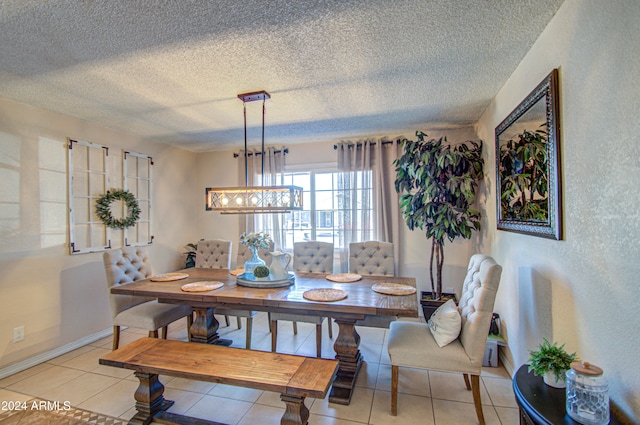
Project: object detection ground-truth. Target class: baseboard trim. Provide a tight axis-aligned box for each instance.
[499,349,515,377]
[0,328,113,379]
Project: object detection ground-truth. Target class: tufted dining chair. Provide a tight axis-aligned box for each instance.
[349,241,400,328]
[196,239,257,349]
[270,241,334,358]
[103,246,193,351]
[387,254,502,424]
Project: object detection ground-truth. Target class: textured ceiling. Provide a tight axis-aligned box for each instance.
[0,0,564,152]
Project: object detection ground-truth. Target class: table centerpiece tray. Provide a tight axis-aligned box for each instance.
[236,272,295,288]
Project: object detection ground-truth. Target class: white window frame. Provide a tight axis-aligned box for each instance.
[67,138,110,254]
[123,150,153,246]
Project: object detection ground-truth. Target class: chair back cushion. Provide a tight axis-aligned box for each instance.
[103,247,153,319]
[196,239,232,269]
[236,242,274,267]
[349,241,395,276]
[293,241,333,273]
[458,254,502,367]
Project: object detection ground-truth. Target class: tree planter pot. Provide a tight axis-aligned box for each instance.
[420,291,458,321]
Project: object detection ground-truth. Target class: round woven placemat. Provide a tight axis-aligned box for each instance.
[229,268,244,276]
[303,288,348,302]
[181,281,223,292]
[326,273,362,283]
[150,272,189,282]
[372,282,416,296]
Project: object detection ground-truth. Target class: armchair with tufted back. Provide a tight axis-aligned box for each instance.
[103,246,193,350]
[349,241,399,328]
[387,254,502,424]
[349,241,395,276]
[196,239,257,349]
[270,241,334,358]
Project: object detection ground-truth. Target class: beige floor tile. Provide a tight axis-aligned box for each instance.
[294,330,337,359]
[310,386,374,423]
[495,406,519,424]
[162,387,206,415]
[376,364,430,397]
[46,345,97,365]
[482,377,517,408]
[432,399,501,425]
[77,378,138,418]
[59,347,111,372]
[208,383,264,403]
[379,346,391,365]
[255,390,285,408]
[355,326,387,345]
[370,390,435,425]
[482,365,511,379]
[237,403,285,425]
[429,371,491,405]
[359,342,383,364]
[164,376,217,394]
[307,414,365,425]
[355,361,379,389]
[0,388,34,403]
[88,335,113,349]
[38,372,120,406]
[0,363,54,388]
[184,394,253,424]
[91,363,135,379]
[7,365,85,397]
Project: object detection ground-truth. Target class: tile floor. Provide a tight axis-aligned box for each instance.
[0,313,519,424]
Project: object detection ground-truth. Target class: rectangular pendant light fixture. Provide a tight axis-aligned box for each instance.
[205,90,303,214]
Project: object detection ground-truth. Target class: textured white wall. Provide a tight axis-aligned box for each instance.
[0,98,199,368]
[476,0,640,419]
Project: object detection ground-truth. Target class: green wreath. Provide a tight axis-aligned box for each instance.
[96,189,141,229]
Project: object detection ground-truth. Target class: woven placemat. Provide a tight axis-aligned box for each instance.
[303,288,348,302]
[326,273,362,283]
[181,281,224,292]
[229,268,244,276]
[372,282,416,296]
[150,272,189,282]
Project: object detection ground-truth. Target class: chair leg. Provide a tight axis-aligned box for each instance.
[391,365,399,416]
[149,330,158,338]
[463,373,471,390]
[327,318,333,339]
[224,315,230,326]
[270,320,278,352]
[315,324,322,358]
[112,326,120,351]
[245,318,253,350]
[471,374,485,425]
[186,315,193,342]
[236,316,242,329]
[161,326,168,339]
[293,321,298,335]
[268,313,272,333]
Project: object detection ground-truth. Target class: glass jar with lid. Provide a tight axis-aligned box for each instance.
[565,361,609,425]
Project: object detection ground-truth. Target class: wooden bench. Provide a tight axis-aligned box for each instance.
[99,337,338,425]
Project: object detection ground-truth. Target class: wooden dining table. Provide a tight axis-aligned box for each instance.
[110,268,418,405]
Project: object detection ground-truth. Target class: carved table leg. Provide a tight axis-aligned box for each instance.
[128,372,174,425]
[329,317,362,405]
[190,307,232,346]
[280,394,309,425]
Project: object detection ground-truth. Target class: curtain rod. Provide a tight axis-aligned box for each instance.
[233,148,289,158]
[333,139,401,150]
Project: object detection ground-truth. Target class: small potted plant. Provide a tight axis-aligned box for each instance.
[528,338,579,388]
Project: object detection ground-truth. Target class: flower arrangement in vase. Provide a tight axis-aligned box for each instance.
[240,232,273,278]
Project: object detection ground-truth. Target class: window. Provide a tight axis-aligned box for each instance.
[123,151,153,246]
[68,138,109,254]
[259,170,373,251]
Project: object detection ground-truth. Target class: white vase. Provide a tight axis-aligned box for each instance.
[543,370,566,388]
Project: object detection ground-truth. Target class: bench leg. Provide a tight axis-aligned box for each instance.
[280,394,309,425]
[128,372,174,425]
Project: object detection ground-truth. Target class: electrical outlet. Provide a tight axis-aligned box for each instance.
[13,326,24,342]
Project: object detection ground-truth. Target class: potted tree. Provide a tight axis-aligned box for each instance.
[528,338,579,388]
[394,131,484,318]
